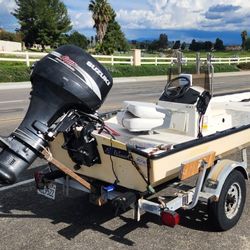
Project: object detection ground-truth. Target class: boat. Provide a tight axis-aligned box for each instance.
[0,45,249,231]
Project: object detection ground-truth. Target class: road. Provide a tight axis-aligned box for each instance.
[0,75,250,250]
[1,73,250,127]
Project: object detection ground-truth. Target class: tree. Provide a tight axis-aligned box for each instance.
[13,0,72,50]
[203,41,213,51]
[245,37,250,50]
[148,40,159,52]
[173,40,181,49]
[189,39,198,51]
[181,42,186,51]
[0,29,22,42]
[67,31,89,49]
[241,30,248,50]
[147,34,169,52]
[98,11,129,54]
[89,0,113,44]
[158,33,168,50]
[214,38,225,51]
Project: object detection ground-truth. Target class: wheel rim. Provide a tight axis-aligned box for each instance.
[224,182,242,219]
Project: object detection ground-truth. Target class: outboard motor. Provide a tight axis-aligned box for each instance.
[0,45,112,185]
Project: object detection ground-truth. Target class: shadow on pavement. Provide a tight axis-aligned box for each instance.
[0,177,219,247]
[178,202,217,232]
[0,182,160,246]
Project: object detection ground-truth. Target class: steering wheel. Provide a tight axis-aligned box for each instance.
[164,76,191,100]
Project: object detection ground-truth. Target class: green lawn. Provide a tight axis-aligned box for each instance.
[183,51,250,58]
[0,62,30,82]
[1,50,250,59]
[114,50,250,58]
[0,59,246,83]
[0,62,26,67]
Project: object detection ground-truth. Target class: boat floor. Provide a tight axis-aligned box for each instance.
[106,120,195,149]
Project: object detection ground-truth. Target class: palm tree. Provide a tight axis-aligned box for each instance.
[241,30,248,50]
[89,0,113,44]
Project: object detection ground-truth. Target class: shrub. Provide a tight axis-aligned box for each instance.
[0,62,242,82]
[237,62,250,70]
[0,63,30,82]
[104,64,239,77]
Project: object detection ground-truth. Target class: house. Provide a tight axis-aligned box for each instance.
[225,45,241,51]
[0,40,22,52]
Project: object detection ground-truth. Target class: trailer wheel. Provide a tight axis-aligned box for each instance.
[208,170,246,231]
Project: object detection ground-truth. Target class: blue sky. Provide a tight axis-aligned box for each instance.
[0,0,249,45]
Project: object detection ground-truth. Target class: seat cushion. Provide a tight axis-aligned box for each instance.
[124,101,166,119]
[117,111,164,132]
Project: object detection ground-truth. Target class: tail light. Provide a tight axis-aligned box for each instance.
[161,211,180,227]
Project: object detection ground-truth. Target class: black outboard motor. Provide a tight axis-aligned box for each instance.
[0,45,113,185]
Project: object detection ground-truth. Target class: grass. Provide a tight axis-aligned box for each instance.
[114,50,250,58]
[1,50,250,58]
[237,62,250,70]
[104,64,240,78]
[0,62,30,82]
[0,61,244,82]
[212,64,240,72]
[0,62,27,67]
[105,64,169,77]
[183,51,250,58]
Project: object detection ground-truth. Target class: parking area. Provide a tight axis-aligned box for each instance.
[0,158,249,250]
[0,77,250,249]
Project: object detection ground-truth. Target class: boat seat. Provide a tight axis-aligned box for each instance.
[122,101,166,119]
[117,101,168,132]
[117,101,190,134]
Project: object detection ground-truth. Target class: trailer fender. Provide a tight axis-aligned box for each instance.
[202,159,248,200]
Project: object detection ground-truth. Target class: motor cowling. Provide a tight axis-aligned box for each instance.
[0,45,113,185]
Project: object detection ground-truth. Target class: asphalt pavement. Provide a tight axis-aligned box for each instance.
[0,73,250,249]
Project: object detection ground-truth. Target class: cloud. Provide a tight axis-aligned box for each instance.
[208,4,241,13]
[148,0,170,12]
[202,2,250,31]
[1,0,250,43]
[0,0,16,12]
[116,0,203,30]
[115,0,250,32]
[205,13,223,20]
[68,10,93,30]
[205,4,241,20]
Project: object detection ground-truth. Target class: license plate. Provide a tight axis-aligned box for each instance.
[37,183,56,200]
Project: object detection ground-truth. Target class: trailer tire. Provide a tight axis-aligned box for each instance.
[208,170,246,231]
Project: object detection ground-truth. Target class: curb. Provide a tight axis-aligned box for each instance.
[0,82,31,90]
[113,75,168,83]
[214,71,250,77]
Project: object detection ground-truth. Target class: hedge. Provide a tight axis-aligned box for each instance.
[237,62,250,70]
[0,62,242,82]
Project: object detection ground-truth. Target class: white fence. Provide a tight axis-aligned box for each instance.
[0,51,250,67]
[141,56,250,65]
[0,51,46,66]
[92,54,133,65]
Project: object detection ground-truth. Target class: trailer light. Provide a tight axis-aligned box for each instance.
[161,211,180,227]
[103,184,115,192]
[34,171,44,189]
